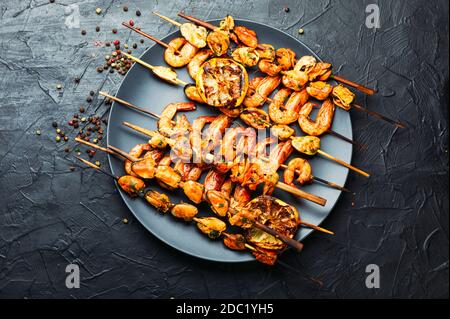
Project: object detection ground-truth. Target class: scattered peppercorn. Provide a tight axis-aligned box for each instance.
[69,166,76,171]
[55,135,61,142]
[93,138,98,144]
[56,128,61,134]
[65,147,70,153]
[86,96,93,103]
[96,66,103,73]
[64,136,69,142]
[81,29,86,35]
[52,121,58,128]
[132,43,137,49]
[136,10,141,16]
[49,0,55,3]
[124,44,129,49]
[95,7,102,15]
[95,160,101,166]
[81,117,87,122]
[79,106,85,113]
[140,39,144,44]
[284,6,290,12]
[74,76,80,83]
[112,28,117,34]
[95,26,100,32]
[56,84,62,90]
[122,218,128,224]
[105,41,111,47]
[36,130,41,135]
[298,28,304,34]
[89,90,95,96]
[123,6,128,12]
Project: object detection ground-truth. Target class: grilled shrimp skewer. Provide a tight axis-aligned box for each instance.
[100,92,349,193]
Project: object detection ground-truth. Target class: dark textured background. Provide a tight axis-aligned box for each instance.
[0,0,448,299]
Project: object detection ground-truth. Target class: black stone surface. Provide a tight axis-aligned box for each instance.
[0,0,448,298]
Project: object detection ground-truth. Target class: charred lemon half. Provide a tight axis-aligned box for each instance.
[245,195,299,251]
[196,58,248,108]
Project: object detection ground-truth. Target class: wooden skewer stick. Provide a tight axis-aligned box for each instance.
[177,12,216,30]
[75,137,139,162]
[153,12,182,27]
[351,103,406,129]
[299,220,334,235]
[330,75,376,95]
[177,12,378,95]
[121,52,188,86]
[122,22,181,55]
[74,156,118,180]
[316,149,370,177]
[99,91,161,119]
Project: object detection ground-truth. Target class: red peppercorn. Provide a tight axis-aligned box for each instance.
[129,19,134,27]
[113,40,120,46]
[68,120,74,126]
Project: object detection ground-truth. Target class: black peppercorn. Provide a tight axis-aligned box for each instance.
[52,121,58,128]
[136,10,141,16]
[86,96,93,103]
[95,26,100,32]
[81,29,86,35]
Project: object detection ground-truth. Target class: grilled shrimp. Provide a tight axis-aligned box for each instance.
[124,143,152,176]
[203,114,233,153]
[267,140,293,173]
[164,37,198,68]
[191,115,216,163]
[306,81,333,100]
[187,49,213,80]
[158,102,196,137]
[204,169,226,192]
[283,158,313,186]
[184,84,204,103]
[220,178,233,199]
[268,88,309,125]
[298,99,335,136]
[243,76,281,108]
[233,26,258,48]
[240,108,271,129]
[258,48,295,76]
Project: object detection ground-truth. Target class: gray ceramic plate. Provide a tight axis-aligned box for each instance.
[107,19,352,262]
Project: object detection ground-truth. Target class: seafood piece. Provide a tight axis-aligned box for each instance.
[258,59,283,76]
[203,114,233,153]
[194,217,227,239]
[124,143,152,176]
[294,55,317,72]
[270,124,295,140]
[144,190,172,212]
[164,37,198,68]
[306,81,333,100]
[268,88,308,125]
[298,99,335,136]
[182,180,204,204]
[332,84,355,110]
[170,203,199,221]
[255,44,275,61]
[283,158,313,186]
[276,48,296,70]
[180,23,208,48]
[155,165,182,190]
[118,175,146,197]
[291,136,321,155]
[206,29,230,56]
[190,115,217,163]
[219,15,235,31]
[131,157,157,179]
[187,49,213,80]
[240,108,271,129]
[206,190,230,217]
[231,47,260,67]
[281,69,309,91]
[306,62,332,81]
[158,102,196,138]
[233,26,258,48]
[223,233,246,250]
[243,76,281,108]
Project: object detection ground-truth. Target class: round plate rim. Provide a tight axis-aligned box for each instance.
[106,18,352,263]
